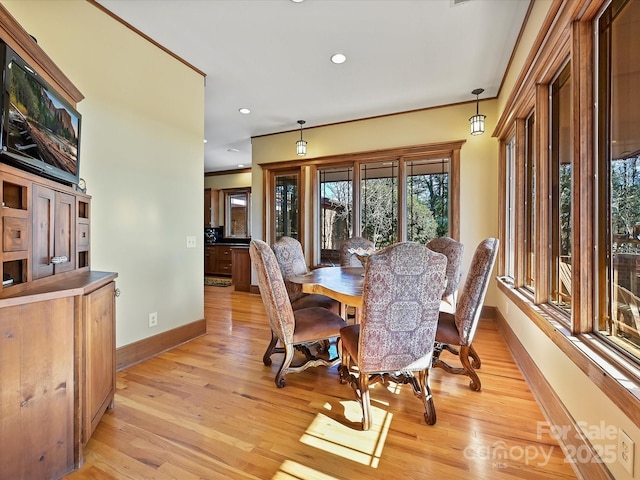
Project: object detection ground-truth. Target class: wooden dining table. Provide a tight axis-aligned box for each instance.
[288,266,365,311]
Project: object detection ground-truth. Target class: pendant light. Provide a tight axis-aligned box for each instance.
[296,120,307,156]
[469,88,486,136]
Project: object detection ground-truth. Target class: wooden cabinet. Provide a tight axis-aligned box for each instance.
[204,188,219,227]
[205,244,233,276]
[232,246,251,292]
[0,271,117,479]
[81,280,116,444]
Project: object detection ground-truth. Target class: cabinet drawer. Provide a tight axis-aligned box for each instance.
[78,223,90,250]
[217,261,232,274]
[3,216,28,252]
[216,246,232,257]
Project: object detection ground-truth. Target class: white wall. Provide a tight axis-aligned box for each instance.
[4,1,206,347]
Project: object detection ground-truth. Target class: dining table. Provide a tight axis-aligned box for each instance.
[288,266,365,316]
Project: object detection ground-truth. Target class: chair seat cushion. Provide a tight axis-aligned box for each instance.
[292,293,340,314]
[340,324,360,358]
[293,307,347,343]
[435,312,462,345]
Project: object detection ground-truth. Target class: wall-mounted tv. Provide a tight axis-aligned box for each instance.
[0,42,81,186]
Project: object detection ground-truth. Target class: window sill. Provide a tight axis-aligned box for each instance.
[497,278,640,429]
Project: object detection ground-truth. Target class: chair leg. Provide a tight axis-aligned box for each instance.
[469,344,481,369]
[263,330,279,366]
[359,373,372,431]
[275,343,295,388]
[460,345,482,391]
[415,370,436,425]
[339,341,351,384]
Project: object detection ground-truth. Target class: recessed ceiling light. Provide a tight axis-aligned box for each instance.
[331,53,347,64]
[203,139,207,143]
[237,164,245,168]
[227,148,239,153]
[291,0,304,3]
[238,107,251,114]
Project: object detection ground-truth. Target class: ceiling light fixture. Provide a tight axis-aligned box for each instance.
[238,107,251,114]
[296,120,307,156]
[331,53,347,64]
[469,88,485,136]
[237,164,244,168]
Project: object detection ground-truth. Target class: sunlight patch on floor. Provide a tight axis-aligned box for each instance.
[272,460,340,480]
[299,401,393,468]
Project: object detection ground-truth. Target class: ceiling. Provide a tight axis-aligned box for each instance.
[95,0,531,173]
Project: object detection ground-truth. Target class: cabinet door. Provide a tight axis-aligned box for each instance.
[83,281,116,443]
[204,246,216,275]
[216,245,232,275]
[32,184,55,279]
[32,185,76,279]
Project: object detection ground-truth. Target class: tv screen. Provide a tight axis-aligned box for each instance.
[0,43,81,186]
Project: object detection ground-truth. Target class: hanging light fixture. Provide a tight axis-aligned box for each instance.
[469,88,486,136]
[296,120,307,156]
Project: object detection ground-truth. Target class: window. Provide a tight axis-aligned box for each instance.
[224,188,251,238]
[360,161,398,248]
[273,171,300,242]
[596,0,640,358]
[318,166,353,265]
[406,158,449,242]
[504,135,516,280]
[524,113,536,291]
[549,63,572,313]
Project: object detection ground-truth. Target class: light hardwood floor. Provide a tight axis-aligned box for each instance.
[65,285,577,480]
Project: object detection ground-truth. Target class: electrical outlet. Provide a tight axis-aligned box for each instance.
[186,235,197,248]
[619,429,635,475]
[148,312,158,328]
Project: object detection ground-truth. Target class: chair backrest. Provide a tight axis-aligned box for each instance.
[454,238,499,345]
[340,236,375,267]
[249,240,295,344]
[272,236,308,302]
[426,236,464,299]
[358,242,447,373]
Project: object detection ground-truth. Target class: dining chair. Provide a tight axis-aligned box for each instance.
[250,240,347,387]
[339,242,447,430]
[340,236,375,267]
[426,236,464,313]
[272,236,340,314]
[432,238,499,392]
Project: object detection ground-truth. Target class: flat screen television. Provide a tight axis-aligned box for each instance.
[0,42,81,186]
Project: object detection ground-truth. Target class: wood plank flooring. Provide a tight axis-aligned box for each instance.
[65,285,578,479]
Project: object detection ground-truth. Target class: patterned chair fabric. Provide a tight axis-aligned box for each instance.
[432,238,499,392]
[426,236,464,307]
[340,236,375,267]
[250,240,347,387]
[339,242,447,429]
[273,236,340,314]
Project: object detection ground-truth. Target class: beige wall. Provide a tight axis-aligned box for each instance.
[4,0,206,348]
[251,100,500,304]
[494,2,639,478]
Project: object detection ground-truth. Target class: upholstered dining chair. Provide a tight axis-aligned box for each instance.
[432,238,499,392]
[340,236,375,267]
[339,242,447,430]
[272,236,340,314]
[250,239,347,388]
[426,236,464,312]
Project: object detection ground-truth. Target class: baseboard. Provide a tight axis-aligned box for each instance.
[495,310,614,480]
[116,318,207,371]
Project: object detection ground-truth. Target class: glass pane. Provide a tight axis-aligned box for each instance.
[319,166,353,265]
[597,0,640,359]
[405,158,448,242]
[525,113,536,290]
[549,64,572,313]
[274,173,299,241]
[226,192,250,238]
[360,161,398,248]
[505,136,516,279]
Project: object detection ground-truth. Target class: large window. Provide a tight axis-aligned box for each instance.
[549,63,572,314]
[504,135,516,280]
[524,113,536,291]
[360,161,399,248]
[597,0,640,358]
[406,158,449,242]
[319,166,353,265]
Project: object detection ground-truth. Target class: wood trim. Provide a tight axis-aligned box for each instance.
[498,280,640,428]
[535,83,550,305]
[495,307,615,480]
[115,318,207,371]
[0,4,83,104]
[450,147,460,241]
[205,168,252,177]
[87,0,206,78]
